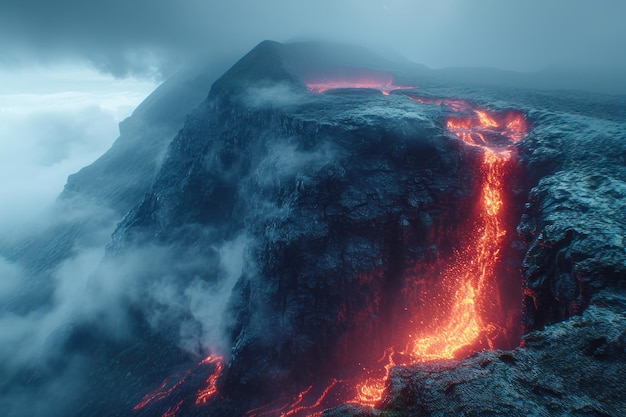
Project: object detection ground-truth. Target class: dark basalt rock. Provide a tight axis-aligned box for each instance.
[111,41,481,407]
[517,110,626,330]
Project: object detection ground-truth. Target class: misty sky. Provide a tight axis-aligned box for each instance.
[1,0,625,227]
[2,0,626,76]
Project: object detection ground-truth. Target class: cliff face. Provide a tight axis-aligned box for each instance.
[103,41,626,416]
[113,41,488,406]
[517,106,626,330]
[339,84,626,417]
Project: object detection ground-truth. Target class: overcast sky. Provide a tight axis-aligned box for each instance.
[1,0,625,77]
[1,0,625,227]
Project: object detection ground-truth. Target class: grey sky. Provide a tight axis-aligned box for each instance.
[1,0,625,77]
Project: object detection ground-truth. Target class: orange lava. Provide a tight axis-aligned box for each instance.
[195,355,224,405]
[133,369,191,411]
[246,381,339,417]
[133,354,224,416]
[352,350,395,406]
[350,98,527,406]
[305,71,417,95]
[406,147,512,361]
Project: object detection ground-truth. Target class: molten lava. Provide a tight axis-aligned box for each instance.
[133,369,191,411]
[304,70,417,95]
[133,354,223,416]
[132,81,528,417]
[348,97,526,407]
[195,355,224,405]
[352,349,396,406]
[247,91,528,414]
[246,381,339,417]
[161,401,183,417]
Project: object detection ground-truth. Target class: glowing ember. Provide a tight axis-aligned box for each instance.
[195,355,224,405]
[304,70,417,95]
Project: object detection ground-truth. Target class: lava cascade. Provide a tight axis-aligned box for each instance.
[133,355,223,417]
[131,84,528,417]
[246,93,527,415]
[351,96,526,405]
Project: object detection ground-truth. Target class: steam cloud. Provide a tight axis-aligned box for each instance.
[0,219,248,416]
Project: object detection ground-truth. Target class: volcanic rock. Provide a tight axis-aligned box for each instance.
[3,40,626,417]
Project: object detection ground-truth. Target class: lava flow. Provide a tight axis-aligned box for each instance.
[351,96,526,405]
[304,69,417,95]
[133,369,191,412]
[246,90,528,416]
[133,87,528,417]
[133,354,223,417]
[195,355,224,404]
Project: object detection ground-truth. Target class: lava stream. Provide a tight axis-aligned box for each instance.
[133,354,223,416]
[195,355,224,404]
[304,70,417,95]
[133,369,191,411]
[161,401,183,417]
[246,380,340,417]
[131,86,527,417]
[351,96,526,406]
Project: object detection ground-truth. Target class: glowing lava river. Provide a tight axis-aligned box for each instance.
[243,88,528,416]
[133,76,528,417]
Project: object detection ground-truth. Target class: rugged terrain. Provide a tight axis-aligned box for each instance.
[1,41,625,417]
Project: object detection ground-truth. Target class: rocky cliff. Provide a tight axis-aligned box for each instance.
[3,41,625,417]
[112,41,626,416]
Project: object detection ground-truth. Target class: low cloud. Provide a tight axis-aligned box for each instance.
[0,85,150,236]
[0,223,248,415]
[1,0,625,78]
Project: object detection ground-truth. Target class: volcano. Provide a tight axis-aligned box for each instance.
[2,41,625,417]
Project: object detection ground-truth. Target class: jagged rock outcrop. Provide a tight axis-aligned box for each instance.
[517,107,626,329]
